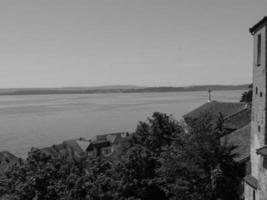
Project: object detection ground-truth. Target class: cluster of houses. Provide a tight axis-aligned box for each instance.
[0,17,266,200]
[0,132,130,174]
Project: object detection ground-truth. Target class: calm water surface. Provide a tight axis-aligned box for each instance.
[0,90,244,158]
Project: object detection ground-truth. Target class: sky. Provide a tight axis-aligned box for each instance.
[0,0,266,88]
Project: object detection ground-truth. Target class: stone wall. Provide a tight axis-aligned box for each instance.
[247,23,267,200]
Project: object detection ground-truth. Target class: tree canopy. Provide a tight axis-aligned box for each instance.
[240,84,252,103]
[0,112,242,200]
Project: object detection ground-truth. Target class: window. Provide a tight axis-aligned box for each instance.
[258,125,261,132]
[264,158,267,169]
[102,147,113,157]
[257,34,261,66]
[253,190,256,200]
[260,92,263,97]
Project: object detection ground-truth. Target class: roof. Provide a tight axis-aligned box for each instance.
[223,107,251,130]
[63,138,87,154]
[90,132,128,145]
[0,151,22,174]
[40,138,89,158]
[244,175,258,189]
[221,123,251,163]
[183,101,246,125]
[250,16,267,35]
[86,133,129,159]
[256,146,267,157]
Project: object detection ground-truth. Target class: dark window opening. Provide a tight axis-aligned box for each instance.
[253,190,256,200]
[260,92,263,97]
[257,34,261,66]
[264,158,267,169]
[258,125,261,132]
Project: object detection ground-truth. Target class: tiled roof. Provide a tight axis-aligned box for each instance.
[0,151,22,174]
[90,133,128,145]
[244,175,258,189]
[256,146,267,157]
[63,139,85,154]
[223,108,251,130]
[40,138,89,158]
[221,123,251,163]
[250,16,267,35]
[183,101,246,126]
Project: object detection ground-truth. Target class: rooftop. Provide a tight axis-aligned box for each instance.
[0,151,22,174]
[250,16,267,35]
[90,132,129,145]
[221,123,250,163]
[256,146,267,157]
[244,175,258,189]
[183,101,247,126]
[223,107,251,130]
[40,138,90,158]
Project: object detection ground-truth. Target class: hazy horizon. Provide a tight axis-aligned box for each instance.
[0,0,266,88]
[0,83,250,90]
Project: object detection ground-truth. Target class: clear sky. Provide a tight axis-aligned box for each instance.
[0,0,266,88]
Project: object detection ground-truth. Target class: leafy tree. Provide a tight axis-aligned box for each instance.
[2,149,118,200]
[131,112,185,155]
[240,84,252,103]
[116,112,185,200]
[159,113,242,200]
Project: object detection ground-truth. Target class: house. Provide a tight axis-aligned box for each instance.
[0,151,23,174]
[86,132,129,160]
[38,138,90,159]
[223,107,251,132]
[183,100,250,132]
[244,17,267,200]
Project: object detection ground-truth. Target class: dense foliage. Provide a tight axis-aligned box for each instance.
[240,84,252,103]
[0,112,242,200]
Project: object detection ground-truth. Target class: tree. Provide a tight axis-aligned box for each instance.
[159,113,242,200]
[2,149,118,200]
[116,112,185,200]
[131,112,185,155]
[240,84,252,103]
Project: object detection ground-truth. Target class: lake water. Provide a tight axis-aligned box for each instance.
[0,90,244,158]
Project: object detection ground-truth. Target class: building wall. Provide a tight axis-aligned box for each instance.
[245,183,255,200]
[251,25,266,179]
[248,24,267,200]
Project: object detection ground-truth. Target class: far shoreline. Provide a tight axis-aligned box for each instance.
[0,84,249,96]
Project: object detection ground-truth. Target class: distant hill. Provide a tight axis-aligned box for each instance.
[0,84,250,96]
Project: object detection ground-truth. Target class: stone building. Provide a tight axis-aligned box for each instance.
[244,17,267,200]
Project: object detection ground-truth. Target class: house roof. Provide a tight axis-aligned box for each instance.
[250,16,267,35]
[0,151,22,174]
[223,107,251,130]
[40,138,89,158]
[244,175,258,189]
[86,133,129,157]
[256,146,267,157]
[221,123,251,163]
[183,101,246,125]
[63,139,84,154]
[90,132,128,145]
